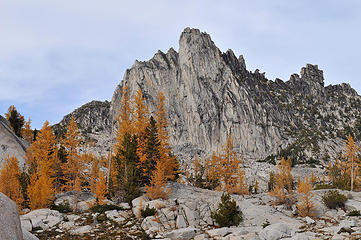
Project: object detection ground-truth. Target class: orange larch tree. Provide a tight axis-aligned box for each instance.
[62,117,84,192]
[220,135,248,195]
[269,157,293,205]
[155,91,178,181]
[22,118,33,143]
[95,171,107,204]
[296,177,315,217]
[344,135,360,191]
[26,121,57,209]
[0,155,23,208]
[145,161,171,200]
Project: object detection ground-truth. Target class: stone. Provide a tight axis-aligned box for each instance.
[71,225,92,235]
[304,216,315,225]
[0,192,23,240]
[132,196,149,217]
[22,228,39,240]
[0,115,29,170]
[206,227,231,237]
[21,219,32,232]
[119,203,131,210]
[53,191,95,212]
[164,227,200,240]
[181,205,199,227]
[141,216,161,231]
[258,223,292,240]
[176,214,188,228]
[194,234,209,240]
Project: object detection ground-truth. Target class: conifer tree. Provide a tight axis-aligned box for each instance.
[22,118,33,143]
[220,135,248,194]
[344,135,360,191]
[155,92,178,180]
[269,157,293,205]
[296,177,315,217]
[26,121,57,209]
[145,161,171,200]
[95,171,107,205]
[114,133,140,203]
[140,116,160,185]
[62,117,84,191]
[204,152,221,190]
[0,155,23,208]
[5,105,25,137]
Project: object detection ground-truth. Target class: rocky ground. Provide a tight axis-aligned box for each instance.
[18,183,361,240]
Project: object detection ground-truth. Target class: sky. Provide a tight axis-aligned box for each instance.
[1,0,361,129]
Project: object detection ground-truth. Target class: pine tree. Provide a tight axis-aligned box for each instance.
[114,133,140,203]
[155,92,178,181]
[0,155,23,208]
[26,121,57,209]
[140,117,160,185]
[5,105,25,137]
[296,177,315,217]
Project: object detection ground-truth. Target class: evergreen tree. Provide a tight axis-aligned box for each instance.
[5,105,25,137]
[114,133,140,203]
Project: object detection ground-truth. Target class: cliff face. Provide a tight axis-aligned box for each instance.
[53,100,112,156]
[0,116,28,168]
[110,28,361,164]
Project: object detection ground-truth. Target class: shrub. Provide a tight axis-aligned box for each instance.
[211,193,243,227]
[96,213,108,223]
[322,190,347,209]
[90,204,123,214]
[141,205,156,218]
[51,200,72,213]
[346,210,360,216]
[314,184,334,190]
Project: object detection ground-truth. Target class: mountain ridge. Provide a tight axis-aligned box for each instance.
[55,28,361,166]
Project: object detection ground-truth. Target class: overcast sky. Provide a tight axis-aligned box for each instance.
[1,0,361,129]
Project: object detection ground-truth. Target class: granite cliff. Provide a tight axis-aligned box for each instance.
[109,28,361,165]
[0,115,29,168]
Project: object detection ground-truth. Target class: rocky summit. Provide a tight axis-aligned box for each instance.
[109,27,361,165]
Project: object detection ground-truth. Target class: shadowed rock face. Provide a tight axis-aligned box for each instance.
[109,27,361,163]
[0,115,29,168]
[52,100,112,156]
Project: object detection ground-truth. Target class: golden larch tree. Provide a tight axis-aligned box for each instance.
[145,161,171,200]
[220,135,248,195]
[0,155,23,208]
[155,91,178,181]
[22,118,33,143]
[133,88,150,179]
[62,117,84,192]
[26,121,57,209]
[296,177,315,217]
[344,135,360,191]
[269,157,293,205]
[95,171,107,204]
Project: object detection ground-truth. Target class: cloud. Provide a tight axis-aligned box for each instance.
[0,0,361,128]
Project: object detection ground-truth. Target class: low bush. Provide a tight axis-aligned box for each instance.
[90,204,123,214]
[96,213,108,223]
[51,200,72,213]
[141,205,156,218]
[322,190,347,209]
[346,210,360,216]
[314,184,334,190]
[211,193,243,227]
